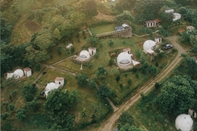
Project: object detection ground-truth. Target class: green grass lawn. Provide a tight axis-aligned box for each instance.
[89,24,116,35]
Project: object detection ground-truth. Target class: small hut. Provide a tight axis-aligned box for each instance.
[88,47,96,56]
[55,77,64,86]
[23,67,32,77]
[122,48,131,54]
[154,37,162,44]
[175,114,193,131]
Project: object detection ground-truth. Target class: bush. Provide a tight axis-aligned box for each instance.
[26,100,40,112]
[127,79,132,85]
[116,75,120,82]
[16,109,26,121]
[22,84,37,102]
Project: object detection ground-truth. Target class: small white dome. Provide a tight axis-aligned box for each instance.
[79,50,90,59]
[172,13,181,21]
[175,114,193,131]
[117,52,132,65]
[13,69,24,78]
[143,40,156,51]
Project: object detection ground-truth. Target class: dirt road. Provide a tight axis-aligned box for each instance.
[96,36,186,131]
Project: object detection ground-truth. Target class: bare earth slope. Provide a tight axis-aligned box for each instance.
[93,36,186,131]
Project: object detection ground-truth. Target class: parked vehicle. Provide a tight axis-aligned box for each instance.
[162,44,173,50]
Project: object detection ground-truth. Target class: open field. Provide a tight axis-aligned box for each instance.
[90,24,116,35]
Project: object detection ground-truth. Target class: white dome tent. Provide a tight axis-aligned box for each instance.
[45,82,60,97]
[143,40,156,54]
[13,69,24,79]
[175,114,193,131]
[172,13,181,21]
[79,50,90,60]
[117,52,132,65]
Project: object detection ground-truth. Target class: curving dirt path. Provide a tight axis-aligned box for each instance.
[94,36,187,131]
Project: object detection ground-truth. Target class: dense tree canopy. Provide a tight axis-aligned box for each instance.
[97,85,112,98]
[155,75,196,115]
[44,89,78,129]
[0,14,13,44]
[76,73,88,87]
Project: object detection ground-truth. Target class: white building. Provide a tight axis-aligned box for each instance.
[154,37,162,44]
[186,26,195,33]
[55,77,64,86]
[143,40,156,54]
[117,52,133,66]
[145,19,161,28]
[175,114,193,131]
[165,9,174,13]
[88,47,96,56]
[45,82,60,97]
[75,47,97,62]
[23,67,32,77]
[79,50,90,60]
[117,51,140,69]
[172,13,181,21]
[66,43,73,49]
[7,69,24,79]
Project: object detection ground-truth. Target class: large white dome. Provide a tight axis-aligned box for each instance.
[117,52,132,65]
[13,69,24,78]
[45,82,60,97]
[143,40,156,51]
[79,50,90,59]
[175,114,193,131]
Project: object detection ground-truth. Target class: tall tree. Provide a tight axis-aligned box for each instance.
[81,0,98,17]
[16,109,26,121]
[44,89,77,129]
[97,85,112,98]
[76,74,88,87]
[155,75,196,115]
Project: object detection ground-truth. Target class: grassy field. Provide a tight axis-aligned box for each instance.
[54,35,177,104]
[124,91,177,131]
[90,23,116,35]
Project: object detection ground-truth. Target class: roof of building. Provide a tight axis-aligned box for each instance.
[172,13,181,21]
[13,69,24,78]
[115,26,124,31]
[23,67,31,72]
[186,26,195,30]
[143,40,156,51]
[66,43,73,49]
[55,77,64,81]
[79,50,90,59]
[122,48,130,52]
[88,47,96,50]
[117,52,132,65]
[175,114,193,131]
[45,82,60,97]
[165,9,174,13]
[146,19,161,23]
[122,24,129,28]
